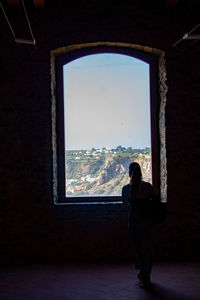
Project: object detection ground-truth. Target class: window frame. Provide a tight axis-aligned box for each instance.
[50,42,167,204]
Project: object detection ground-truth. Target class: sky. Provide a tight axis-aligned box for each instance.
[63,53,151,150]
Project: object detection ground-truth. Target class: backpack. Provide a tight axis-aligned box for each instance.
[131,195,167,224]
[149,195,168,224]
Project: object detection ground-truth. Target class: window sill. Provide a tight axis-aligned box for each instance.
[54,201,123,206]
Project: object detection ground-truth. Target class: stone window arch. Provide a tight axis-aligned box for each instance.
[51,42,167,204]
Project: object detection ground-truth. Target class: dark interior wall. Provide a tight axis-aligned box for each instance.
[0,1,200,265]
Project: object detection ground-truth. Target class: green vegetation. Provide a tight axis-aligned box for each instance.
[65,146,151,196]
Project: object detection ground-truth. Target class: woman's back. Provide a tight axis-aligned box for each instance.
[133,181,155,198]
[130,181,155,226]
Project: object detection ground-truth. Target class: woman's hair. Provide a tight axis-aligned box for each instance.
[129,162,142,187]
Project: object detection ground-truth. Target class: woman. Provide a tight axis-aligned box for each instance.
[122,162,155,288]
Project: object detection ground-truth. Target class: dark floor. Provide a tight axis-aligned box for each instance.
[0,262,200,300]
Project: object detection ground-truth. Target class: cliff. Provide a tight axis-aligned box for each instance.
[66,148,151,196]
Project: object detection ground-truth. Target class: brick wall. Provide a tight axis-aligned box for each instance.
[0,1,200,264]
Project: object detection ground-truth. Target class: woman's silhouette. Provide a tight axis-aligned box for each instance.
[122,162,155,288]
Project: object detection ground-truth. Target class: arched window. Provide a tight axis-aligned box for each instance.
[51,42,167,204]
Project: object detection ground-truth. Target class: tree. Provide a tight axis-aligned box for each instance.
[116,145,126,152]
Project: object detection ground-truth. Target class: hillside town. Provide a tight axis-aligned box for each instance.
[65,146,151,196]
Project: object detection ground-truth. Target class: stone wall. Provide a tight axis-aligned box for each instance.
[0,1,200,264]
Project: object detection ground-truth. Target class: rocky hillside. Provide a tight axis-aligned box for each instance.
[65,147,151,196]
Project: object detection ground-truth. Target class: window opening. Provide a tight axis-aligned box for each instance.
[51,42,167,204]
[63,54,151,198]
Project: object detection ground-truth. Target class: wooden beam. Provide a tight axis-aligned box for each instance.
[33,0,44,8]
[7,0,45,7]
[7,0,20,6]
[165,0,180,7]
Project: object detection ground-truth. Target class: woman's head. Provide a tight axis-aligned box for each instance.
[129,162,142,186]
